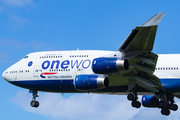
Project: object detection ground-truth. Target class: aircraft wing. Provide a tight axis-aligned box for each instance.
[126,52,165,92]
[118,13,165,93]
[118,13,165,59]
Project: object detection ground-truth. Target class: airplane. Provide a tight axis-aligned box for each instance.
[3,12,179,116]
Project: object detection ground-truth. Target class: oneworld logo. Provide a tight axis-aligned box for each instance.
[41,59,91,70]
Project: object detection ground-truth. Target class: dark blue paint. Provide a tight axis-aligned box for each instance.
[9,78,180,93]
[71,60,83,69]
[74,75,99,90]
[42,60,50,69]
[28,61,33,67]
[51,60,60,69]
[92,58,118,74]
[40,75,46,78]
[160,78,180,93]
[10,79,77,92]
[142,95,159,108]
[10,80,129,93]
[82,59,91,69]
[9,80,143,93]
[41,59,91,70]
[61,60,70,69]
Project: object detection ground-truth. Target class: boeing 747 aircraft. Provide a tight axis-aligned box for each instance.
[3,13,179,116]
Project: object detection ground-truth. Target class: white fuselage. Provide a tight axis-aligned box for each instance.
[3,50,118,81]
[2,51,180,94]
[155,54,180,78]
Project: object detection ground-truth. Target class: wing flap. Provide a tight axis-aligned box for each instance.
[125,52,165,92]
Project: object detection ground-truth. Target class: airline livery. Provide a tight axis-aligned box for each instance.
[3,13,180,116]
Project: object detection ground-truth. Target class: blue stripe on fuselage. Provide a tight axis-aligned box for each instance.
[160,78,180,93]
[9,79,180,93]
[9,80,143,93]
[10,79,78,92]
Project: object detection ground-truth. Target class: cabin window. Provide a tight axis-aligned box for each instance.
[24,56,29,59]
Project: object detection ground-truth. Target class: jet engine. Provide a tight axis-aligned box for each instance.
[74,75,109,91]
[92,58,129,74]
[142,95,159,107]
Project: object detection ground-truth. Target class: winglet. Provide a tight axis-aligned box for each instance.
[141,13,165,27]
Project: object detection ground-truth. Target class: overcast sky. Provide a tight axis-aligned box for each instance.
[1,0,180,120]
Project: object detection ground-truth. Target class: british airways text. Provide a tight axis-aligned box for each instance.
[42,59,91,69]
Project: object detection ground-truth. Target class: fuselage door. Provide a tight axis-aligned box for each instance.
[34,65,39,79]
[15,71,19,81]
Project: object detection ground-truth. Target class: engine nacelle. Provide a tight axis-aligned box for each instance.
[74,75,109,91]
[92,58,129,74]
[142,95,159,108]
